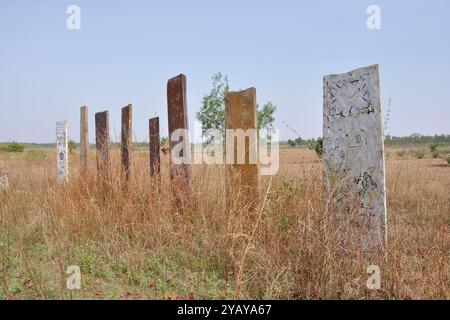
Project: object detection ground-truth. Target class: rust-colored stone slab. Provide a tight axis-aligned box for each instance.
[80,106,88,177]
[95,111,110,183]
[121,104,133,186]
[149,117,160,178]
[225,88,259,209]
[167,74,193,211]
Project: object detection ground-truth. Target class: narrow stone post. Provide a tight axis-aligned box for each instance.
[80,105,88,177]
[121,104,133,188]
[167,74,193,212]
[56,121,69,183]
[95,111,110,184]
[224,88,259,210]
[149,117,161,178]
[323,64,387,249]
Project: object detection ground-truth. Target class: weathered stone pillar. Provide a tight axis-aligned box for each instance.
[121,104,133,187]
[167,74,193,212]
[323,64,387,249]
[224,88,259,210]
[56,121,69,183]
[149,117,161,178]
[80,105,88,176]
[95,111,110,184]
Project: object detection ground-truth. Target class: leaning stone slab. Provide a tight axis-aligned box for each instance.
[323,65,387,249]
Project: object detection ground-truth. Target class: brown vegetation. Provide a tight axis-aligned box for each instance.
[0,147,448,299]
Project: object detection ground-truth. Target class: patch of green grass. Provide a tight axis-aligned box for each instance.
[25,149,47,160]
[396,150,406,158]
[415,149,425,159]
[0,142,25,153]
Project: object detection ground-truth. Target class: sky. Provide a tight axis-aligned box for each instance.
[0,0,449,143]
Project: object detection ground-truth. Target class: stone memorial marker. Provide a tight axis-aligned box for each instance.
[80,105,89,176]
[95,111,111,183]
[323,64,387,248]
[224,88,259,209]
[121,104,133,186]
[167,74,193,211]
[149,117,161,178]
[56,121,69,183]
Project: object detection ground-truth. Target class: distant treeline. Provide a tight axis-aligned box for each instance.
[281,134,450,148]
[2,134,450,149]
[384,134,450,146]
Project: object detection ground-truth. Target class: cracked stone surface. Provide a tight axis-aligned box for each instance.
[323,65,387,248]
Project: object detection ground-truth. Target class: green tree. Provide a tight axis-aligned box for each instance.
[287,139,296,147]
[196,72,277,143]
[308,137,323,157]
[3,141,25,153]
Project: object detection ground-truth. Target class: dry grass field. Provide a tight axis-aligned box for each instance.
[0,146,449,300]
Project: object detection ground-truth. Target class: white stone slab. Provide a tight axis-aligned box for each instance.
[323,65,387,248]
[56,121,69,183]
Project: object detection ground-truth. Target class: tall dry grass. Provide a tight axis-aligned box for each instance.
[0,147,448,299]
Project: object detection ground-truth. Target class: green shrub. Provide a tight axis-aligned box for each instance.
[447,158,450,165]
[1,142,25,153]
[415,149,425,159]
[308,137,323,157]
[396,150,406,158]
[429,144,441,158]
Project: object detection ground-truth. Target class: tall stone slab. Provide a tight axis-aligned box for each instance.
[121,104,133,186]
[56,121,69,183]
[95,111,110,183]
[323,65,387,248]
[149,117,161,178]
[80,106,89,176]
[167,74,193,211]
[224,88,259,209]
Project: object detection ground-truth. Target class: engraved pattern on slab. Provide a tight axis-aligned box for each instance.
[323,65,387,247]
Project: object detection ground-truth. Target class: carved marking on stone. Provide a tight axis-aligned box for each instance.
[323,65,387,248]
[56,121,69,183]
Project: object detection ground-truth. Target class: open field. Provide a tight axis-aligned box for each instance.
[0,147,449,300]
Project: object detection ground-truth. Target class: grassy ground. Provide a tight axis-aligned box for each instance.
[0,146,449,300]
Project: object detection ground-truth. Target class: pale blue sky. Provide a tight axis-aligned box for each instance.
[0,0,449,143]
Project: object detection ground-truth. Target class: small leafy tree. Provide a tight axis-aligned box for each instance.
[4,141,25,153]
[308,138,323,157]
[196,72,277,144]
[429,144,440,158]
[287,139,296,148]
